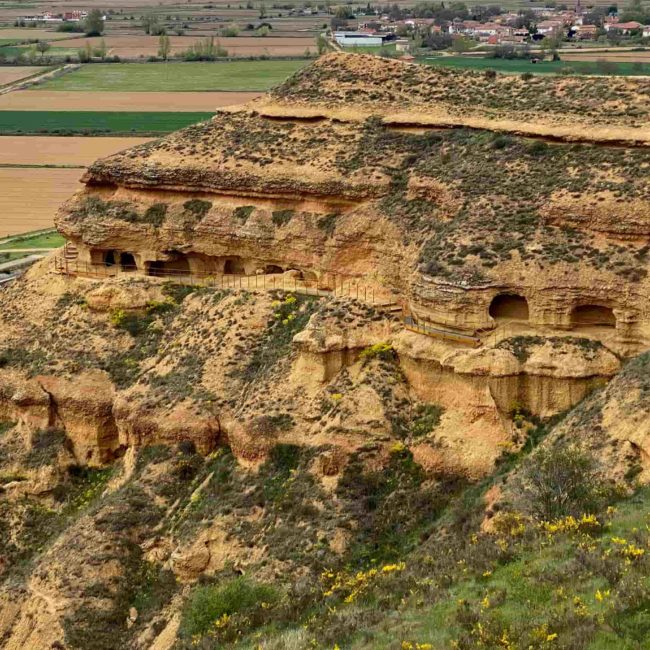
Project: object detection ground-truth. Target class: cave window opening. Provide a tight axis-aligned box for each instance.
[570,304,616,328]
[104,250,116,267]
[223,257,246,275]
[120,252,137,271]
[489,293,530,321]
[264,264,284,274]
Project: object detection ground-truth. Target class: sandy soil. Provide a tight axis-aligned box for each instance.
[0,136,152,165]
[52,35,316,57]
[0,168,82,236]
[0,90,259,111]
[0,66,48,85]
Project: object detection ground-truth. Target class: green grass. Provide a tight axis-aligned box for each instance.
[419,55,650,76]
[355,487,650,649]
[34,60,309,92]
[0,231,64,249]
[0,251,33,263]
[0,110,214,135]
[346,43,397,55]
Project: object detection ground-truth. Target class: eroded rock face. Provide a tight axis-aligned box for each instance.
[37,371,119,465]
[113,397,220,455]
[54,56,650,358]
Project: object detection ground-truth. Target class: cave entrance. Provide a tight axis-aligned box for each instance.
[489,294,529,321]
[570,304,616,328]
[223,257,246,275]
[146,253,190,278]
[120,252,137,271]
[104,250,116,267]
[264,264,284,274]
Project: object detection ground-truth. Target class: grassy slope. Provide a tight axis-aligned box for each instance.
[34,60,309,92]
[359,488,650,649]
[0,231,64,249]
[420,55,650,76]
[0,110,213,134]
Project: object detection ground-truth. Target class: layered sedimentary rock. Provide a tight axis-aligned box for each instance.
[56,53,650,359]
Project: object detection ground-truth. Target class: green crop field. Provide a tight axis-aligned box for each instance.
[344,43,397,55]
[35,60,308,92]
[0,111,214,135]
[0,230,64,249]
[419,55,650,76]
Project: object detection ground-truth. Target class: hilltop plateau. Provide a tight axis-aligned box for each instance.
[1,53,650,649]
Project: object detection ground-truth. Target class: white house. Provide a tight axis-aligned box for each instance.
[334,32,389,47]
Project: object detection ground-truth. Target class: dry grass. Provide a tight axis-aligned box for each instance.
[0,168,82,236]
[562,51,650,62]
[0,90,259,111]
[0,28,70,41]
[52,35,316,57]
[0,136,152,165]
[0,66,48,86]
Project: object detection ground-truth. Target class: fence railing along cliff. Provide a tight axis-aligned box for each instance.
[53,256,483,347]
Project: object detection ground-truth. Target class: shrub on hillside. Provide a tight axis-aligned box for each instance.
[515,444,612,520]
[181,577,278,639]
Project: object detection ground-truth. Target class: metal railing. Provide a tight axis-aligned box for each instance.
[53,257,495,347]
[53,257,383,304]
[404,315,481,347]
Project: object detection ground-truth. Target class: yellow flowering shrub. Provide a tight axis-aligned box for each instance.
[541,514,601,536]
[322,562,405,604]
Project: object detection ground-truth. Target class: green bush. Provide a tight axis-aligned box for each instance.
[110,309,152,336]
[359,342,394,362]
[183,199,212,219]
[271,209,294,227]
[143,203,168,227]
[181,577,278,637]
[411,403,444,437]
[316,213,338,236]
[516,444,611,520]
[233,205,255,223]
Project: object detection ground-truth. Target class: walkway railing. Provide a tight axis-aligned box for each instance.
[53,256,486,347]
[53,257,387,304]
[404,315,481,347]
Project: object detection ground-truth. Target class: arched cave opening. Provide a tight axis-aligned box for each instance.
[104,250,116,267]
[120,252,137,271]
[264,264,284,274]
[489,293,530,321]
[570,304,616,328]
[224,257,246,275]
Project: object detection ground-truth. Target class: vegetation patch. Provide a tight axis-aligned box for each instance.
[234,293,319,382]
[271,209,295,227]
[180,577,278,642]
[233,205,254,223]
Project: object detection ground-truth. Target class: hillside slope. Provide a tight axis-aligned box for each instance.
[1,53,649,649]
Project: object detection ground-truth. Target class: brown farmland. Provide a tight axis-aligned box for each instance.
[52,35,317,57]
[0,168,82,237]
[0,66,48,86]
[561,51,650,62]
[0,28,71,41]
[0,136,152,165]
[0,90,259,111]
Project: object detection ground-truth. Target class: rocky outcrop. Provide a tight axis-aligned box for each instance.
[53,55,650,358]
